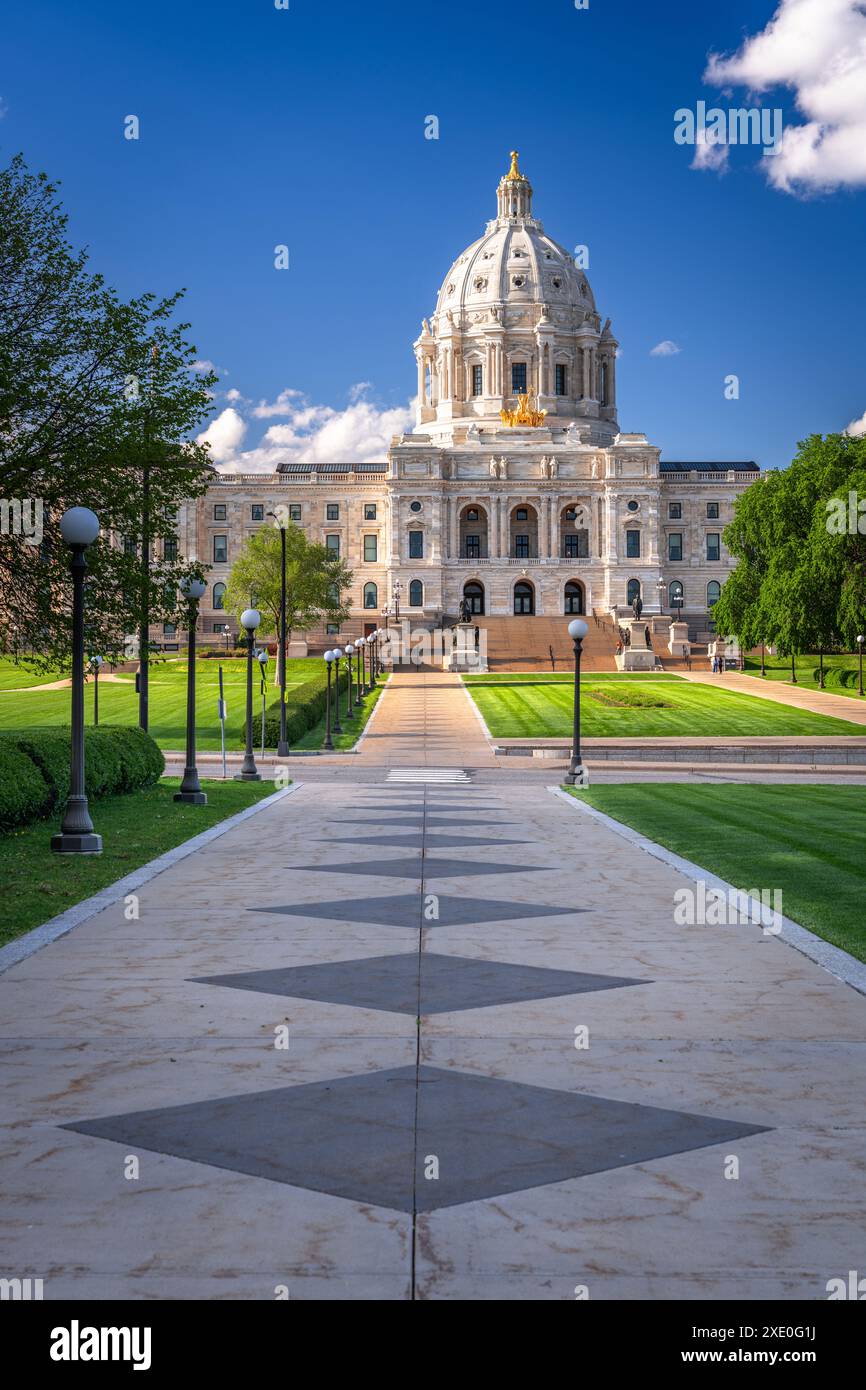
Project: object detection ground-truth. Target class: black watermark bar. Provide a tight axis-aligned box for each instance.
[8,1298,863,1373]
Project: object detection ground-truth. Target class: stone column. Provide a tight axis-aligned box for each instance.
[550,495,558,557]
[539,496,548,559]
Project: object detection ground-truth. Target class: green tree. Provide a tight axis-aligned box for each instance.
[0,153,216,671]
[714,433,866,669]
[223,523,353,650]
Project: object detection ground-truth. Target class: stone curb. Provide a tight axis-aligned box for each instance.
[549,785,866,998]
[0,783,304,978]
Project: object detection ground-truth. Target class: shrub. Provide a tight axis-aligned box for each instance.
[0,740,52,832]
[262,668,350,748]
[0,727,165,831]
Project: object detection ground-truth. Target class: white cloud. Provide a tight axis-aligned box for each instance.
[650,340,682,357]
[251,388,305,419]
[202,388,415,474]
[691,128,730,174]
[705,0,866,194]
[197,407,248,463]
[845,408,866,436]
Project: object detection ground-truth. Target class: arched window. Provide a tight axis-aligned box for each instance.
[463,581,484,615]
[514,581,534,615]
[564,581,584,615]
[707,581,721,609]
[363,581,378,610]
[212,582,226,611]
[409,579,423,608]
[627,579,641,606]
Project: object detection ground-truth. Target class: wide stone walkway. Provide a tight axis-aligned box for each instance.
[1,671,865,1299]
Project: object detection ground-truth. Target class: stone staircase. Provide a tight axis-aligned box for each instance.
[478,615,620,672]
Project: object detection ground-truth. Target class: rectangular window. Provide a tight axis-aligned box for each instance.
[123,536,137,557]
[465,534,480,559]
[472,364,483,397]
[515,534,530,558]
[213,534,227,563]
[363,534,378,562]
[707,533,721,561]
[364,503,377,521]
[212,622,227,633]
[251,504,264,521]
[511,362,527,393]
[564,532,589,559]
[626,530,641,558]
[555,364,568,396]
[408,530,423,559]
[668,532,683,562]
[213,504,226,521]
[289,503,302,522]
[163,622,176,637]
[707,502,719,519]
[326,503,339,521]
[669,502,682,519]
[326,622,340,635]
[163,537,178,562]
[326,534,340,556]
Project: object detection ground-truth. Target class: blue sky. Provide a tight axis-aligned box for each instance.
[3,0,865,471]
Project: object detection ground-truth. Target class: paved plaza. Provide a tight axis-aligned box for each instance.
[1,673,865,1299]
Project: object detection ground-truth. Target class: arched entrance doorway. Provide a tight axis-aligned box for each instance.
[514,580,534,615]
[463,581,485,615]
[627,578,641,607]
[564,580,584,614]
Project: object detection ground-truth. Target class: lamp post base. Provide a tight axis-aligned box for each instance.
[174,789,208,805]
[277,741,290,757]
[563,764,590,788]
[234,770,262,782]
[51,831,103,855]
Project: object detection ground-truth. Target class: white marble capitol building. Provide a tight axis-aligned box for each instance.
[181,152,758,646]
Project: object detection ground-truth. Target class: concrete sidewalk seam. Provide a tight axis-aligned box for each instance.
[0,782,304,978]
[549,785,866,998]
[459,677,497,749]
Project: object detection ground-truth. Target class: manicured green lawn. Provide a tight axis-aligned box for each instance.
[463,675,866,738]
[293,678,386,750]
[0,778,276,947]
[564,784,866,960]
[744,652,866,700]
[0,656,322,752]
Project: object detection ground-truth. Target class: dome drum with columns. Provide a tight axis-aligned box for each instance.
[176,153,758,657]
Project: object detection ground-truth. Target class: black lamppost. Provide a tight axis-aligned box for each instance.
[323,649,336,750]
[223,623,231,654]
[354,638,364,708]
[52,507,103,855]
[175,577,207,805]
[235,607,262,781]
[88,655,103,725]
[382,603,392,633]
[267,511,289,756]
[563,617,589,787]
[343,644,355,722]
[393,581,402,623]
[368,631,377,687]
[656,578,667,617]
[364,633,375,692]
[331,649,343,735]
[858,634,864,698]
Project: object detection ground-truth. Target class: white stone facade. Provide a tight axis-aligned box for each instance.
[167,155,758,649]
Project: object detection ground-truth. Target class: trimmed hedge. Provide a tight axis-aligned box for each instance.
[0,741,53,832]
[0,727,165,833]
[263,668,350,749]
